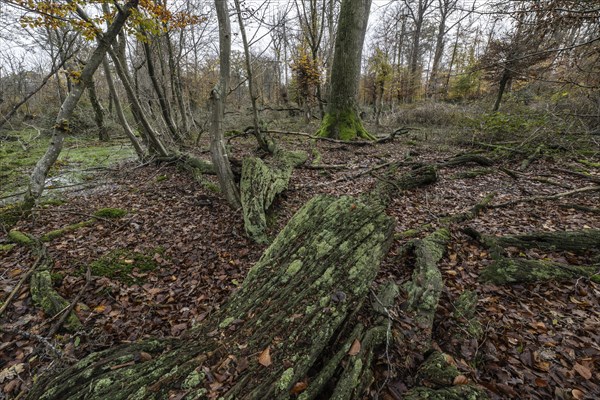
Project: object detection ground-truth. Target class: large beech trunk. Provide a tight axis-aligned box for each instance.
[27,194,395,400]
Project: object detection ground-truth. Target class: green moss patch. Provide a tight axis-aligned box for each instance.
[88,249,159,284]
[0,243,16,253]
[315,109,375,141]
[93,208,127,219]
[41,219,96,242]
[8,230,34,245]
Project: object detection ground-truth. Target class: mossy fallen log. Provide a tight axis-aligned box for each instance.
[404,229,450,336]
[490,229,600,255]
[27,194,395,400]
[481,258,600,285]
[241,150,307,243]
[442,154,494,167]
[404,351,489,400]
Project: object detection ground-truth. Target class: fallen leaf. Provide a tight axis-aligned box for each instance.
[573,363,592,380]
[0,363,24,383]
[258,347,272,367]
[348,339,361,356]
[453,375,469,385]
[290,381,308,395]
[572,389,585,399]
[139,352,152,362]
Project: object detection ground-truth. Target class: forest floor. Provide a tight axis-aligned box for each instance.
[1,124,599,399]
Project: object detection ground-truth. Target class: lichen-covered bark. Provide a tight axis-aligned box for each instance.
[31,269,81,330]
[491,229,600,254]
[404,229,450,331]
[481,258,599,285]
[404,351,489,400]
[241,151,307,243]
[27,194,394,400]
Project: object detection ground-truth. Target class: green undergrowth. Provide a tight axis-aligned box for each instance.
[0,129,136,198]
[87,248,162,285]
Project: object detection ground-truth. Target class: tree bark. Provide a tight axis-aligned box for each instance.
[241,151,307,243]
[316,0,374,140]
[86,74,109,141]
[26,194,395,400]
[211,0,241,209]
[101,58,145,159]
[23,0,140,210]
[233,0,275,153]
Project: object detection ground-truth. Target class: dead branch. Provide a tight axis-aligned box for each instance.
[491,185,600,208]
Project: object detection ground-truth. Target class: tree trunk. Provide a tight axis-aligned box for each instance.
[101,58,145,159]
[492,69,510,112]
[211,0,241,209]
[142,38,182,143]
[23,0,140,210]
[316,0,374,141]
[87,75,109,141]
[427,9,447,98]
[26,194,395,400]
[107,47,169,157]
[233,0,275,153]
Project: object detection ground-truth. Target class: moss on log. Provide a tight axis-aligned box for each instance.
[490,229,600,254]
[442,154,494,167]
[404,351,489,400]
[404,229,450,332]
[27,194,395,400]
[41,219,96,242]
[31,269,81,331]
[481,258,599,284]
[241,150,307,243]
[8,230,34,245]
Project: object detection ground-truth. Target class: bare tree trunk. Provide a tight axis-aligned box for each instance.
[108,47,169,157]
[23,0,140,210]
[316,0,374,140]
[211,0,241,209]
[142,38,182,143]
[87,75,109,141]
[233,0,274,153]
[493,69,510,111]
[102,58,145,159]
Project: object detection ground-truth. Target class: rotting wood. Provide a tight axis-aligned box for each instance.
[550,167,600,184]
[481,258,599,285]
[26,194,395,400]
[241,150,307,243]
[404,229,450,346]
[404,351,488,399]
[441,153,494,167]
[5,234,81,330]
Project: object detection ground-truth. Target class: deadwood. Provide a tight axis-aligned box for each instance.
[27,194,395,400]
[241,150,307,243]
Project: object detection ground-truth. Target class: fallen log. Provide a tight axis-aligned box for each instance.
[241,150,307,243]
[481,258,599,285]
[26,194,395,400]
[491,229,600,254]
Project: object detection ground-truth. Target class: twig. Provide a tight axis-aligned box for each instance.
[0,327,63,359]
[550,167,600,184]
[492,186,600,208]
[0,252,45,317]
